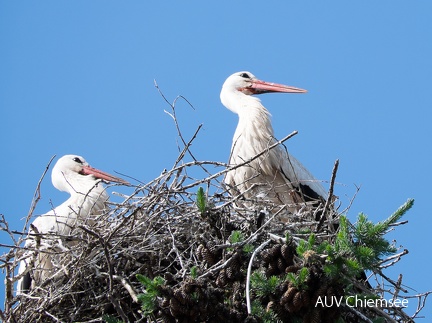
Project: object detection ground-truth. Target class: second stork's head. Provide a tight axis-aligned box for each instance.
[51,154,129,195]
[220,71,307,114]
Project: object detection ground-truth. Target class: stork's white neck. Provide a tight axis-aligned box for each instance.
[49,180,109,232]
[52,172,109,223]
[227,94,275,152]
[63,181,108,215]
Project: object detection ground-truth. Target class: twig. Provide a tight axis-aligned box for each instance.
[155,81,215,180]
[342,303,373,323]
[316,159,338,232]
[24,155,56,234]
[80,225,129,322]
[245,239,272,314]
[379,249,409,269]
[100,273,139,303]
[181,131,298,191]
[377,270,409,293]
[392,274,403,304]
[167,225,186,276]
[409,291,432,319]
[44,310,62,322]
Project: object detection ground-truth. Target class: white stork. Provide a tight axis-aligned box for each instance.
[220,71,327,213]
[17,154,129,294]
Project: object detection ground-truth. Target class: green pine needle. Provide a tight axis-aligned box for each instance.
[196,187,207,213]
[102,315,124,323]
[251,272,281,298]
[190,266,198,279]
[229,230,244,243]
[136,275,165,316]
[286,267,309,290]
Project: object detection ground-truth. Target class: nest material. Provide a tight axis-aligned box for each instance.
[1,99,428,323]
[0,157,421,323]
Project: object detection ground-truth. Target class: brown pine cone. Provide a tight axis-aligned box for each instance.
[261,249,273,262]
[292,290,305,310]
[276,257,287,272]
[207,241,217,254]
[315,281,328,298]
[170,297,186,317]
[196,244,205,259]
[266,301,275,312]
[300,289,310,307]
[281,244,293,263]
[266,261,278,276]
[201,247,216,265]
[307,308,321,323]
[160,297,170,308]
[285,264,300,274]
[216,269,227,287]
[280,286,297,306]
[269,244,281,257]
[226,265,236,279]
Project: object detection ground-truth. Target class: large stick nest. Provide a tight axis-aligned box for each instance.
[1,94,430,323]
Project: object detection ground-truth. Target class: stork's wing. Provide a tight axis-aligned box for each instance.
[279,148,328,201]
[17,258,32,295]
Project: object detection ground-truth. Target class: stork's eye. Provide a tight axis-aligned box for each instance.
[240,73,251,79]
[73,157,83,164]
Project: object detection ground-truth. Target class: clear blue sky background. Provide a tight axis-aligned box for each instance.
[1,1,431,318]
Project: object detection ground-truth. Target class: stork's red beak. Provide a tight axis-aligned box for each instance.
[81,166,130,185]
[250,79,307,94]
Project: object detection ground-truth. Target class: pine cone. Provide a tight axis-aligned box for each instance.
[281,244,293,263]
[285,264,300,274]
[326,285,336,298]
[300,290,310,307]
[261,249,273,262]
[161,297,170,307]
[292,290,304,309]
[265,301,274,312]
[196,244,205,259]
[183,281,193,293]
[286,301,299,313]
[225,265,233,279]
[281,286,297,306]
[159,311,175,323]
[315,281,328,298]
[269,244,281,257]
[207,241,217,254]
[230,253,241,271]
[216,269,227,287]
[170,297,186,317]
[173,288,190,305]
[308,308,321,323]
[266,261,278,276]
[201,247,216,265]
[276,257,287,272]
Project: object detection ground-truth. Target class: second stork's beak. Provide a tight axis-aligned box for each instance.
[81,166,130,185]
[249,79,307,94]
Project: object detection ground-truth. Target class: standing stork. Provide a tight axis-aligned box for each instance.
[220,71,327,213]
[17,154,129,294]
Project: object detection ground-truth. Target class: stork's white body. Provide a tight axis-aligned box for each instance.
[17,155,128,294]
[220,72,326,211]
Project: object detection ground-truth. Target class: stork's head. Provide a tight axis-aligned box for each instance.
[220,71,307,113]
[222,71,307,95]
[51,154,129,194]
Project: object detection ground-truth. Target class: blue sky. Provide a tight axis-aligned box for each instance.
[1,1,431,317]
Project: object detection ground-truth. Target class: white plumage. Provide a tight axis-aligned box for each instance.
[17,154,128,294]
[220,71,327,211]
